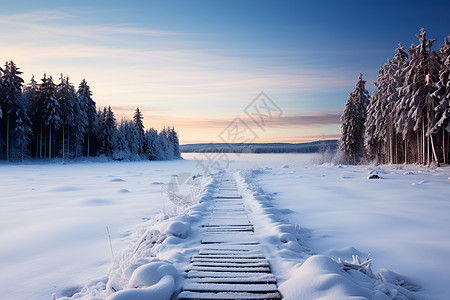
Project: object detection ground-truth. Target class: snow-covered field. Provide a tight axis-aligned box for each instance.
[0,154,449,299]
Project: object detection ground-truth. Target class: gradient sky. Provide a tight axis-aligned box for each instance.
[1,0,449,144]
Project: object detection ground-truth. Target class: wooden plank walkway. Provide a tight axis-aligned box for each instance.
[178,174,282,300]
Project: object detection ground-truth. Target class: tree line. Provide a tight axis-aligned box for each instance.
[340,28,449,166]
[0,61,180,162]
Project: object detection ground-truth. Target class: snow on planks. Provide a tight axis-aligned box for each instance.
[179,174,282,300]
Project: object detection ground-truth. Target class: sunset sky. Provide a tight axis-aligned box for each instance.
[1,0,449,144]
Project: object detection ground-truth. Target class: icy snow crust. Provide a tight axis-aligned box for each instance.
[0,154,449,299]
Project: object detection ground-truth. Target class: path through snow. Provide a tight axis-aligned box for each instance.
[60,168,424,300]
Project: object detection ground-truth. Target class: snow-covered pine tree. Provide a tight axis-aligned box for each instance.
[168,127,181,158]
[366,44,408,164]
[13,102,33,162]
[128,121,142,158]
[0,65,3,120]
[38,74,60,159]
[70,91,86,158]
[133,107,144,137]
[157,130,170,160]
[386,44,408,164]
[160,127,174,159]
[96,107,107,155]
[77,79,97,156]
[396,28,440,164]
[113,119,129,160]
[143,128,160,160]
[24,75,46,158]
[56,75,76,160]
[339,73,369,164]
[365,62,389,162]
[104,106,117,156]
[429,37,450,164]
[0,61,24,161]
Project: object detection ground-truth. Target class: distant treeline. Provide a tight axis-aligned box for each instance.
[0,61,181,162]
[180,140,338,153]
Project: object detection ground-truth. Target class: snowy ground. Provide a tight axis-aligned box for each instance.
[0,158,200,300]
[0,154,449,299]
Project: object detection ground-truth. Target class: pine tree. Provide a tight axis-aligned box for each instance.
[38,74,60,158]
[13,102,32,162]
[365,44,408,164]
[126,121,142,157]
[57,75,76,160]
[133,107,144,136]
[143,128,160,160]
[365,62,389,162]
[113,119,128,160]
[104,106,117,156]
[339,73,369,164]
[0,65,3,120]
[0,61,24,161]
[430,37,450,163]
[396,28,440,164]
[160,127,174,159]
[168,127,181,158]
[77,79,97,156]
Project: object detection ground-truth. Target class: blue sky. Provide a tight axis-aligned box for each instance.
[1,0,449,143]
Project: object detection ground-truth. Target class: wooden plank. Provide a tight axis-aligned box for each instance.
[185,276,276,284]
[188,266,271,272]
[178,291,282,300]
[192,258,267,263]
[194,256,266,261]
[183,282,279,292]
[186,271,272,278]
[191,261,270,267]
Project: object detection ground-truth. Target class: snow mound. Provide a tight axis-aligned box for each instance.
[106,260,176,300]
[279,255,418,300]
[164,221,191,238]
[279,255,377,299]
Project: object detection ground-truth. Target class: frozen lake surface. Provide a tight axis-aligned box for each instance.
[0,153,448,299]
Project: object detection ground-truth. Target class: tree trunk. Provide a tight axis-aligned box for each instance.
[390,129,393,164]
[67,127,70,158]
[395,134,398,164]
[21,138,24,164]
[44,126,46,159]
[7,114,10,161]
[40,123,42,158]
[430,134,438,163]
[87,133,90,157]
[62,124,65,161]
[49,126,52,159]
[404,139,407,164]
[443,127,446,165]
[422,119,425,165]
[417,131,420,164]
[427,135,430,165]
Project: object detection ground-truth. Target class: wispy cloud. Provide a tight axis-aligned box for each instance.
[0,9,349,144]
[0,10,183,38]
